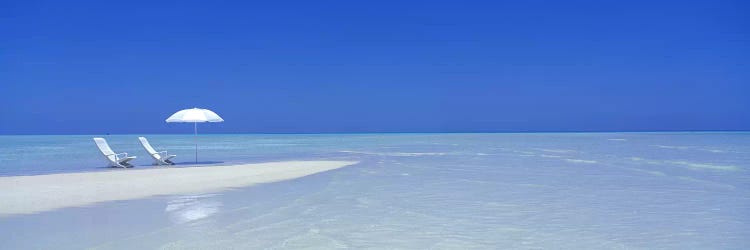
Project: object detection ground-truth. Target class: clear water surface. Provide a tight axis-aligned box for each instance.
[0,133,748,249]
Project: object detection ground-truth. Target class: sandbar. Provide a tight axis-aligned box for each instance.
[0,160,358,216]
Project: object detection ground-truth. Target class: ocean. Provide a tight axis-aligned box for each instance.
[1,132,748,249]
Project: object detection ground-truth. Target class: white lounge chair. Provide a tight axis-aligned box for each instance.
[138,137,176,165]
[93,137,136,168]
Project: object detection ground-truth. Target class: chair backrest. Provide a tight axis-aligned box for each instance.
[138,137,160,159]
[93,137,117,162]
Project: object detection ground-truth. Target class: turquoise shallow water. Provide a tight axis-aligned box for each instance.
[1,133,749,249]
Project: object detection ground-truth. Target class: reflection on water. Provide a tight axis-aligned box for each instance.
[165,194,223,224]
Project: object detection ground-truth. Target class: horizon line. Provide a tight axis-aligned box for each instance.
[1,129,749,136]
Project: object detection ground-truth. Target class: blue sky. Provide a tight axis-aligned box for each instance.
[1,0,748,134]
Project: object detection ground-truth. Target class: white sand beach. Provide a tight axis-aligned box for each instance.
[0,160,358,216]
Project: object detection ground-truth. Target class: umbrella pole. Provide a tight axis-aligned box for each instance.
[194,122,198,164]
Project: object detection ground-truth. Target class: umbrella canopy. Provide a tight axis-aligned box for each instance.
[166,108,224,163]
[166,108,224,123]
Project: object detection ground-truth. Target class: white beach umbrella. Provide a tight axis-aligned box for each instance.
[166,108,224,163]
